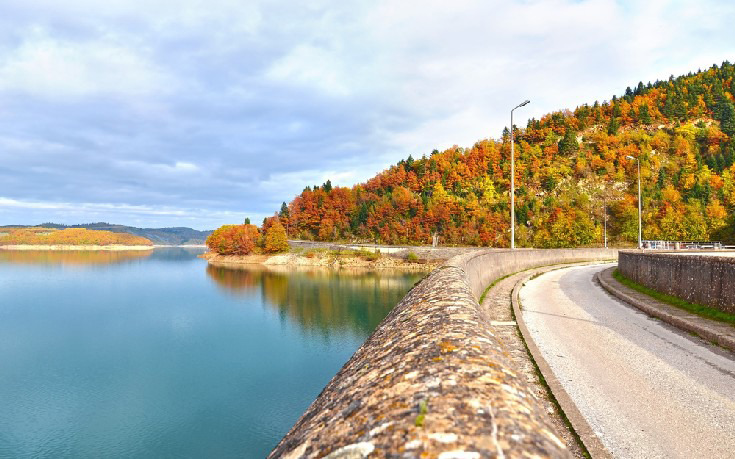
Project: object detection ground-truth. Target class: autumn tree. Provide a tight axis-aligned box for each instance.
[264,219,289,253]
[206,224,259,255]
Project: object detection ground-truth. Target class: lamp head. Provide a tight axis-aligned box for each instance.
[520,100,530,107]
[626,155,636,160]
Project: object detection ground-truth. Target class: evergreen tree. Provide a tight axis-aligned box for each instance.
[639,104,652,124]
[662,96,674,119]
[612,100,622,118]
[624,86,634,102]
[558,128,579,155]
[673,97,687,120]
[607,116,620,135]
[718,101,735,137]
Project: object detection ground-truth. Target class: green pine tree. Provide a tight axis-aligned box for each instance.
[558,128,579,155]
[639,104,652,124]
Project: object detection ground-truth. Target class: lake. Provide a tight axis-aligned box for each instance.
[0,248,425,458]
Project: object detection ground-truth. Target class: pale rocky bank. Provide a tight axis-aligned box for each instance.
[201,251,439,271]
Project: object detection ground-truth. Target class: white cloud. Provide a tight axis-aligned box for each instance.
[0,33,176,99]
[0,196,240,221]
[266,44,351,96]
[114,160,201,175]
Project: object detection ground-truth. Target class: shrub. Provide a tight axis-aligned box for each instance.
[406,252,419,263]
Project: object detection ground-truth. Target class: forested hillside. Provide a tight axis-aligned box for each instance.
[2,223,212,245]
[0,227,153,246]
[279,62,735,247]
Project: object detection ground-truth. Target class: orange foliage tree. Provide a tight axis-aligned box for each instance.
[206,224,259,255]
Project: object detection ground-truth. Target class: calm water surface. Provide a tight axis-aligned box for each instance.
[0,248,425,458]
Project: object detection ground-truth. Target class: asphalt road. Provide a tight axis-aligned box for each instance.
[520,264,735,459]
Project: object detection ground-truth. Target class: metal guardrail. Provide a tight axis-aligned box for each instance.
[643,240,724,250]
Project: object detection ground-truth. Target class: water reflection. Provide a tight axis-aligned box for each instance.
[206,264,426,336]
[0,249,153,265]
[147,246,207,262]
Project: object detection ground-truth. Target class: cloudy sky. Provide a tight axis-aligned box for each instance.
[1,0,733,230]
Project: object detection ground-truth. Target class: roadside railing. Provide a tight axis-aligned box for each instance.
[643,240,723,250]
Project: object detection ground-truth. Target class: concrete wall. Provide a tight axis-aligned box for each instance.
[619,251,735,315]
[269,248,618,458]
[449,248,619,300]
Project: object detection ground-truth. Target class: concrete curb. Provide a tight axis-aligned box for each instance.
[596,266,735,353]
[512,268,613,459]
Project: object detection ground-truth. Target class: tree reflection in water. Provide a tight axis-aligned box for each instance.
[0,250,153,265]
[206,264,426,336]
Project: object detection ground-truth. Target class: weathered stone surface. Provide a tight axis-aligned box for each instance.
[270,249,618,458]
[619,251,735,315]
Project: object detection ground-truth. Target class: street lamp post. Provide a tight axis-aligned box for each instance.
[510,100,530,250]
[603,196,607,249]
[626,155,642,249]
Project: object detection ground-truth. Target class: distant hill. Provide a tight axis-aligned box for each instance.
[1,223,212,246]
[0,227,153,247]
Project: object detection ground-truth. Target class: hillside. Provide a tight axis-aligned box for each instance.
[1,223,212,245]
[277,61,735,247]
[0,227,153,247]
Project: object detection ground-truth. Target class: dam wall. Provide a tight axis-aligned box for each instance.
[619,251,735,315]
[269,248,618,458]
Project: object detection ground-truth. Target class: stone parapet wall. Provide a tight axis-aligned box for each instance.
[449,248,619,299]
[618,251,735,315]
[270,248,618,458]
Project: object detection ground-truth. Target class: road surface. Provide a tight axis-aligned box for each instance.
[519,264,735,459]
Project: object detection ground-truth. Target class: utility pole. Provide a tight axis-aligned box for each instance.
[510,100,530,249]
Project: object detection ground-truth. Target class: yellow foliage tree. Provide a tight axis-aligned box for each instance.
[264,220,289,253]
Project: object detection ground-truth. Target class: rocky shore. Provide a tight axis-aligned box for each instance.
[201,251,438,270]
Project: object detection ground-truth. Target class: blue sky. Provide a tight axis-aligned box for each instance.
[1,0,733,230]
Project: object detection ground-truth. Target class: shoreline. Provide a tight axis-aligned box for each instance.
[0,245,155,251]
[201,252,438,271]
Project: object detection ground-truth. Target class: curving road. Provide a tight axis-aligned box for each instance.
[519,264,735,459]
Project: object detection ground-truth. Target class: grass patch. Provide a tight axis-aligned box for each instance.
[355,248,380,261]
[613,269,735,326]
[414,399,428,427]
[406,251,419,263]
[479,272,516,304]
